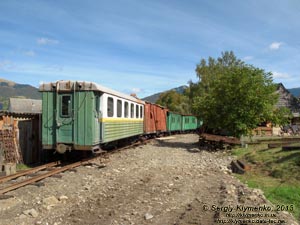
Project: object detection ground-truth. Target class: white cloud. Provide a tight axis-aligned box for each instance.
[269,42,283,50]
[131,87,142,93]
[243,56,253,61]
[24,50,36,57]
[37,37,59,45]
[0,60,10,68]
[272,71,290,79]
[0,60,14,70]
[43,64,64,72]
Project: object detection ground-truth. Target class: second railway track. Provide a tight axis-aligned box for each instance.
[0,155,106,195]
[0,138,151,196]
[0,161,61,185]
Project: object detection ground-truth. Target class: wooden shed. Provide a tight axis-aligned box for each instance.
[276,83,300,125]
[0,98,42,165]
[276,83,300,112]
[251,84,300,136]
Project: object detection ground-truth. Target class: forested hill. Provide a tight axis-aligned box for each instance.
[142,85,188,103]
[288,87,300,98]
[141,85,300,103]
[0,78,41,110]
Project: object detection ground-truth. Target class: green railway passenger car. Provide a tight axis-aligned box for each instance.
[40,81,144,153]
[182,115,199,131]
[167,112,182,132]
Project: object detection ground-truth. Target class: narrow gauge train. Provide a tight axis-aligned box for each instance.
[40,80,202,154]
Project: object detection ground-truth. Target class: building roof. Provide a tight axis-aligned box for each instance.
[276,83,300,113]
[8,98,42,114]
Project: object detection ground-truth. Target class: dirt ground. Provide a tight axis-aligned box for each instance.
[0,134,299,225]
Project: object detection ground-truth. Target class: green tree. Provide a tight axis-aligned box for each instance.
[156,90,191,114]
[191,51,288,137]
[0,97,9,110]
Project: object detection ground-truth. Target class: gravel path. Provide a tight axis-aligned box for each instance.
[0,134,298,225]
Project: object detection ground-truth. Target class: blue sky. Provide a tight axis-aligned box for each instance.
[0,0,299,98]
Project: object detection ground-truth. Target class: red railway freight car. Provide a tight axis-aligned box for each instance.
[144,102,168,135]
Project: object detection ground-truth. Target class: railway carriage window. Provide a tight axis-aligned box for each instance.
[140,106,143,118]
[61,95,71,117]
[130,103,134,118]
[95,95,100,113]
[136,105,139,118]
[117,99,122,118]
[124,102,129,118]
[107,97,114,117]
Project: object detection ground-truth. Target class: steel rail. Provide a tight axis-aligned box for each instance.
[0,139,152,195]
[0,161,61,184]
[0,160,89,195]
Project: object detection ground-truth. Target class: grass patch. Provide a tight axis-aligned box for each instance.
[232,145,300,221]
[16,163,31,171]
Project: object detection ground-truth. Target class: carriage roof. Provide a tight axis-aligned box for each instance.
[39,80,145,104]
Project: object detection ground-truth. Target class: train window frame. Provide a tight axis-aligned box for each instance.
[107,97,114,117]
[95,95,100,113]
[117,99,122,118]
[130,103,134,118]
[124,101,129,118]
[140,105,143,118]
[136,105,139,118]
[61,95,72,117]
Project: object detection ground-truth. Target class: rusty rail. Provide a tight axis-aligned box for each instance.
[199,133,240,151]
[0,160,90,195]
[0,139,151,195]
[200,133,240,145]
[0,161,61,184]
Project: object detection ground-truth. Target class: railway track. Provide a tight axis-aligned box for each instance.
[0,161,61,184]
[0,139,151,196]
[0,154,108,196]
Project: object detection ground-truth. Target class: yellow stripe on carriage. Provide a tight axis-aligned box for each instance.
[99,118,144,123]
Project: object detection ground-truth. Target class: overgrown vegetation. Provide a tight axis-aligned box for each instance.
[16,163,31,171]
[189,51,291,137]
[155,51,291,137]
[0,96,9,110]
[232,144,300,220]
[156,90,191,114]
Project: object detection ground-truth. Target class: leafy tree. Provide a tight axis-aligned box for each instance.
[268,107,292,127]
[0,97,9,110]
[191,51,288,137]
[156,90,191,114]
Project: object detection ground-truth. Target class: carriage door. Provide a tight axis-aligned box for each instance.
[56,93,74,145]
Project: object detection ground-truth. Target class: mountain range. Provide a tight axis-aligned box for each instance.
[142,85,188,103]
[0,79,41,110]
[0,78,299,110]
[287,87,300,98]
